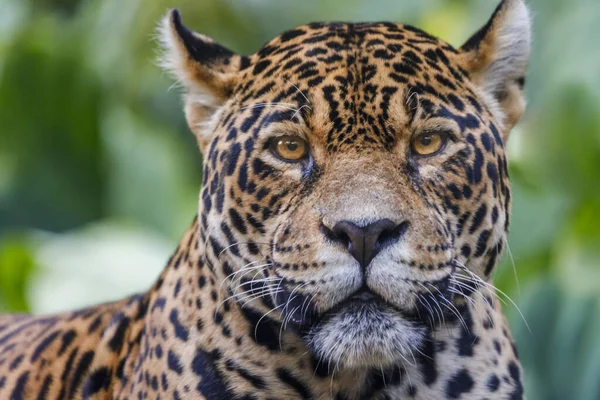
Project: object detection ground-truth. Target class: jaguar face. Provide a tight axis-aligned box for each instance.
[160,0,529,370]
[248,53,501,368]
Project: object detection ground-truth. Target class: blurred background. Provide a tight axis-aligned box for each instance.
[0,0,599,398]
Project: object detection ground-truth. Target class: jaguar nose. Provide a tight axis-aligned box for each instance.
[324,219,409,270]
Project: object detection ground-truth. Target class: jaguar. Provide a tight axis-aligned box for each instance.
[0,0,530,398]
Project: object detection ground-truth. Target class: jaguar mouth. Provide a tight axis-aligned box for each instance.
[349,287,379,302]
[325,287,403,317]
[310,286,426,328]
[277,280,453,334]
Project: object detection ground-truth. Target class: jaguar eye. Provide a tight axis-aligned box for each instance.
[411,132,447,156]
[270,135,309,162]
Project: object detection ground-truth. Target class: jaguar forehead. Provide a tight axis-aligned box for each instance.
[233,22,473,153]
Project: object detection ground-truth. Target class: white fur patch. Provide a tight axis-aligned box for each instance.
[479,0,532,126]
[155,11,223,142]
[482,0,531,94]
[307,302,425,369]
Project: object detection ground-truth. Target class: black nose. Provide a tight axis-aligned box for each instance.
[325,219,409,269]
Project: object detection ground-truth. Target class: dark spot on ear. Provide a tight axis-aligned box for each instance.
[170,9,235,65]
[460,0,504,51]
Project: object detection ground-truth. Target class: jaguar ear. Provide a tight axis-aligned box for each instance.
[458,0,531,139]
[158,9,249,151]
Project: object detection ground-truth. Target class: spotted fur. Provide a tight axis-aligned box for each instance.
[0,0,530,398]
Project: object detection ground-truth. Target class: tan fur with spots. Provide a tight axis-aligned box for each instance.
[0,1,529,398]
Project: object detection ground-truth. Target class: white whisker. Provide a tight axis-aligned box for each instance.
[453,261,530,333]
[240,102,298,112]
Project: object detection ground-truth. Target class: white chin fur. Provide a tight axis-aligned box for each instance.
[306,302,425,369]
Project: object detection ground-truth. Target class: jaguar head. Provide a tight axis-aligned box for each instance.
[159,0,530,369]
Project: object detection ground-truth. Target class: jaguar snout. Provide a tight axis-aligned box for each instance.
[320,218,409,270]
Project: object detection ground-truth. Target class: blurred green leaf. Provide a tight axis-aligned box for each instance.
[509,280,600,400]
[0,235,35,313]
[101,103,200,238]
[521,85,600,199]
[0,13,105,233]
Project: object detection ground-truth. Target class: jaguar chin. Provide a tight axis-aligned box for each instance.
[304,290,427,369]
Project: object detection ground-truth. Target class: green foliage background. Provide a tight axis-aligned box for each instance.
[0,0,599,398]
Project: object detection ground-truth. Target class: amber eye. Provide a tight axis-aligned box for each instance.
[270,135,309,162]
[411,132,447,156]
